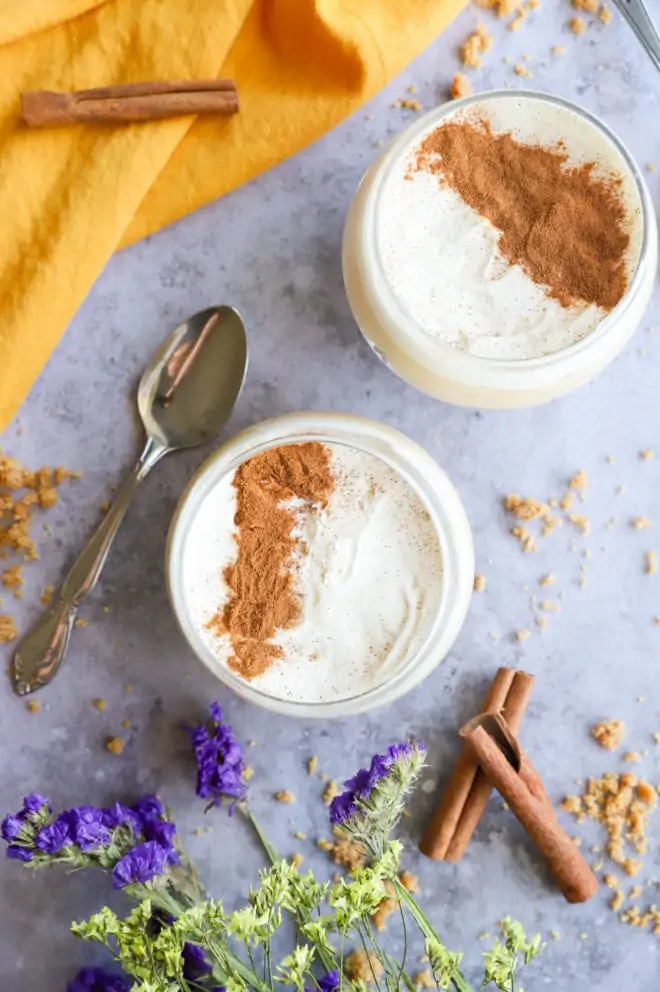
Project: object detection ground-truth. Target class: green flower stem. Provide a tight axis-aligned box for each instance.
[392,879,473,992]
[240,802,338,975]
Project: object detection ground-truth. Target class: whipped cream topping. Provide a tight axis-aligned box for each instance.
[376,96,643,360]
[182,442,443,704]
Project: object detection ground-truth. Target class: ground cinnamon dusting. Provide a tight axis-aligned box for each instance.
[209,443,333,680]
[413,117,630,311]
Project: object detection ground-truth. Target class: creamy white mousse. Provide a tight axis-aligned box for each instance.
[376,96,643,360]
[182,442,443,704]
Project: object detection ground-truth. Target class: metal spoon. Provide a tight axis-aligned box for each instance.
[613,0,660,73]
[11,305,248,696]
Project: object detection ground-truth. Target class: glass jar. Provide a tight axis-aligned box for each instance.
[166,412,474,718]
[343,90,657,409]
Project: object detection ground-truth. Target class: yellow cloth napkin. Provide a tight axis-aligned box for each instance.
[0,0,464,431]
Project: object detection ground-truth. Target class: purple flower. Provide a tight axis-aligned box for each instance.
[143,818,177,847]
[132,795,164,821]
[1,814,24,842]
[63,806,112,852]
[186,702,247,807]
[35,816,73,854]
[112,840,178,889]
[22,793,51,816]
[6,845,33,861]
[67,966,130,992]
[307,970,340,992]
[330,742,426,826]
[182,941,213,979]
[102,803,142,833]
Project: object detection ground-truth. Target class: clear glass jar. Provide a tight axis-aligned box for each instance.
[343,90,658,409]
[166,412,474,718]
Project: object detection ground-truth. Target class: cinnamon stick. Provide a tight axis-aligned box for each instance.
[419,667,533,861]
[21,80,239,127]
[461,718,598,904]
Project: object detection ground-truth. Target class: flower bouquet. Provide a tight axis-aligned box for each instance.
[2,703,544,992]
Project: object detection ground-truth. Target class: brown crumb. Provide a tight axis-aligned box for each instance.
[459,25,493,68]
[121,719,131,729]
[632,517,652,530]
[242,766,254,782]
[515,629,530,643]
[560,795,583,816]
[74,618,88,628]
[393,98,423,111]
[291,852,304,869]
[323,780,340,805]
[504,494,546,520]
[569,15,586,32]
[106,737,124,755]
[26,700,40,714]
[372,881,397,931]
[551,44,566,54]
[592,719,626,751]
[610,890,624,911]
[539,574,555,587]
[0,614,18,643]
[100,500,110,513]
[307,756,318,775]
[623,752,641,764]
[474,0,522,15]
[40,584,54,606]
[450,73,473,100]
[603,873,620,888]
[641,449,654,461]
[511,525,537,552]
[645,551,658,575]
[274,790,295,804]
[414,970,436,990]
[598,4,612,23]
[646,163,657,173]
[572,0,599,10]
[569,470,588,491]
[473,573,486,592]
[508,10,527,30]
[346,950,384,985]
[293,831,307,840]
[400,870,420,893]
[568,513,590,535]
[92,698,108,712]
[514,63,532,77]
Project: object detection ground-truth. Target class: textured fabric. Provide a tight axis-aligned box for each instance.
[0,0,464,430]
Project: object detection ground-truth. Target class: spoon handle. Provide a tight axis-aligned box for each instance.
[613,0,660,73]
[11,436,167,695]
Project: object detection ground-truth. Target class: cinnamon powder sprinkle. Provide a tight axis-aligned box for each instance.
[413,117,630,311]
[209,443,333,680]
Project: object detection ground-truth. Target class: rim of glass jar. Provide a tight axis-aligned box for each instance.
[166,412,474,719]
[363,88,651,376]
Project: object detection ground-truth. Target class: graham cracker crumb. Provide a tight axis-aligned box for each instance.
[550,929,561,940]
[572,0,598,10]
[598,4,612,23]
[603,873,620,888]
[539,599,560,613]
[515,629,530,642]
[560,795,583,816]
[539,574,555,587]
[474,573,486,592]
[26,700,40,714]
[632,517,652,530]
[646,163,657,173]
[400,870,420,893]
[640,449,654,461]
[568,513,590,535]
[592,719,625,750]
[293,830,307,840]
[0,614,18,643]
[307,756,318,775]
[504,494,546,520]
[121,719,131,730]
[414,970,436,990]
[450,73,473,100]
[92,698,108,712]
[623,752,641,764]
[610,890,624,911]
[569,469,588,490]
[242,766,254,782]
[508,10,527,30]
[317,838,334,852]
[569,15,586,33]
[291,852,304,868]
[323,780,340,805]
[511,525,537,552]
[536,616,547,629]
[326,830,367,871]
[645,551,657,575]
[372,880,397,931]
[106,737,124,756]
[40,584,54,606]
[551,44,566,54]
[274,790,295,804]
[393,98,423,111]
[514,64,532,77]
[74,618,88,628]
[459,25,494,68]
[346,950,383,984]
